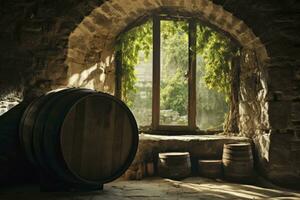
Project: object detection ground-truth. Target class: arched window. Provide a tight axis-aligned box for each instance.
[116,14,239,134]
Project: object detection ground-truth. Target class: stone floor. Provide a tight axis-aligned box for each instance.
[1,177,300,200]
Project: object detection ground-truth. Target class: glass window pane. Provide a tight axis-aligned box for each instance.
[128,51,153,127]
[160,20,189,126]
[122,21,153,127]
[196,26,229,130]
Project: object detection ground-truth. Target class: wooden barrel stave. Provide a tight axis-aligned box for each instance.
[224,143,251,150]
[59,93,138,184]
[32,89,83,172]
[39,89,94,184]
[223,163,253,174]
[198,160,222,178]
[222,155,253,161]
[19,88,78,166]
[19,94,51,165]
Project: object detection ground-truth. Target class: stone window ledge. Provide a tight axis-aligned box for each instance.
[134,133,251,164]
[139,133,249,142]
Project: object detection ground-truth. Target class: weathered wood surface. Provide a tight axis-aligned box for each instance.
[198,160,222,178]
[158,152,191,180]
[222,143,254,182]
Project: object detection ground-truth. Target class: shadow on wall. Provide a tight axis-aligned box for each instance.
[68,63,105,90]
[66,49,116,94]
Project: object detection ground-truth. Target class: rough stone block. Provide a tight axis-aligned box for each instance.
[295,69,300,80]
[291,102,300,120]
[268,101,291,129]
[267,66,294,91]
[239,74,259,101]
[269,132,293,165]
[269,133,300,185]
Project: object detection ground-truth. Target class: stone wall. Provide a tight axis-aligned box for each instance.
[0,0,268,98]
[238,47,300,186]
[239,48,269,138]
[0,0,299,186]
[66,0,268,94]
[253,57,300,186]
[0,0,106,99]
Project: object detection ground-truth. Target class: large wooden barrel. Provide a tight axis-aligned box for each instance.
[157,152,191,180]
[19,88,139,186]
[222,143,254,182]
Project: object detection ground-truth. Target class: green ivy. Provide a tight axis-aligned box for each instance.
[116,20,152,107]
[117,18,238,106]
[196,24,238,101]
[161,68,188,115]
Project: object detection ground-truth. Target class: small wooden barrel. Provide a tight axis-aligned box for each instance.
[158,152,191,180]
[198,160,222,179]
[222,143,254,182]
[19,88,139,186]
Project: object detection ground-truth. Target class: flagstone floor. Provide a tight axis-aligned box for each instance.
[1,177,300,200]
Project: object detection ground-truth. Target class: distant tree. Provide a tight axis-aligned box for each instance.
[161,68,188,115]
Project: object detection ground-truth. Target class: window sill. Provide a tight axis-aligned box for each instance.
[138,133,249,142]
[139,128,224,136]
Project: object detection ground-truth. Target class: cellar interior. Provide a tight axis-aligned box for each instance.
[0,0,300,199]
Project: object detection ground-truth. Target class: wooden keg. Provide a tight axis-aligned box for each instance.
[158,152,191,180]
[198,160,222,179]
[19,88,139,186]
[222,143,254,182]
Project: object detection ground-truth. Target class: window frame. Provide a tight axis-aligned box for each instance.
[152,15,197,131]
[115,13,236,135]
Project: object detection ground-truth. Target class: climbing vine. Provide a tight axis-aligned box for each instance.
[196,24,238,102]
[116,17,239,130]
[116,20,152,107]
[117,19,238,103]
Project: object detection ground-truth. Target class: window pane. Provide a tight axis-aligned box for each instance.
[126,51,153,127]
[196,26,229,130]
[160,20,189,126]
[122,21,153,127]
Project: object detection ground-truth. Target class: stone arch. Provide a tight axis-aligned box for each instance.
[64,0,270,137]
[66,0,268,92]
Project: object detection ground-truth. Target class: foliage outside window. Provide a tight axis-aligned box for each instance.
[116,16,238,131]
[160,20,189,125]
